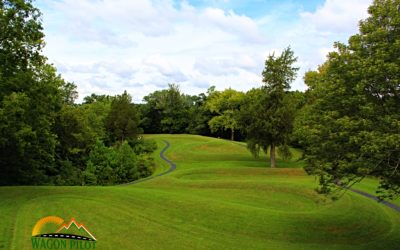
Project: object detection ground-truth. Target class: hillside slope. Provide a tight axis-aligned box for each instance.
[0,134,399,250]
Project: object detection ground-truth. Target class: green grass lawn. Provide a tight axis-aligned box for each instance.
[353,178,400,207]
[1,134,399,250]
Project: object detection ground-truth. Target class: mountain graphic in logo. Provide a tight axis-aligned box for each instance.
[31,216,97,249]
[32,216,96,241]
[55,218,97,241]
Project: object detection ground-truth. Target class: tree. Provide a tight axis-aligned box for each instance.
[0,0,45,80]
[206,88,244,140]
[262,47,299,94]
[286,91,307,148]
[296,0,400,199]
[115,141,138,183]
[83,93,113,104]
[55,103,106,168]
[60,82,78,105]
[139,93,163,133]
[84,139,154,185]
[0,0,75,185]
[53,88,112,185]
[240,89,296,168]
[241,47,299,168]
[106,91,140,144]
[186,91,214,136]
[0,65,65,184]
[141,84,193,134]
[85,140,117,185]
[159,84,191,133]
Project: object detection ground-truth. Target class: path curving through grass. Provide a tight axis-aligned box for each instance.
[347,187,400,212]
[121,140,176,185]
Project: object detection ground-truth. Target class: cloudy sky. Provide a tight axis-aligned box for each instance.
[36,0,372,103]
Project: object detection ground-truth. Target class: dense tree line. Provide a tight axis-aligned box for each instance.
[139,84,247,140]
[0,0,155,185]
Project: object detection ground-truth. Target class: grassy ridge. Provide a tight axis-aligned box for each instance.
[0,134,399,249]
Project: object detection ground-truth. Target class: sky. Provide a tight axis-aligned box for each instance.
[35,0,373,103]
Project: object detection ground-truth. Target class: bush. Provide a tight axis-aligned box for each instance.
[83,139,155,185]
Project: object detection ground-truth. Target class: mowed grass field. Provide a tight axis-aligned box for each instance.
[1,134,399,250]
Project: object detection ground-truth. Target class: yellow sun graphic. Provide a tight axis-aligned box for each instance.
[32,216,64,236]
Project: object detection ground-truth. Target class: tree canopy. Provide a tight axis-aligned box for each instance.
[106,90,140,144]
[206,88,244,141]
[240,47,299,168]
[296,0,400,199]
[0,1,63,184]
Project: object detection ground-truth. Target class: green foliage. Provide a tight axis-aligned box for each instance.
[141,84,198,134]
[296,0,400,199]
[83,139,155,185]
[81,98,110,140]
[206,88,245,140]
[141,85,216,136]
[240,47,299,168]
[82,161,97,186]
[83,93,114,104]
[0,0,45,79]
[60,82,78,105]
[53,160,82,186]
[240,89,296,159]
[286,91,307,147]
[86,140,117,185]
[0,1,73,185]
[115,141,139,183]
[129,137,157,154]
[52,90,112,185]
[106,90,140,143]
[186,92,214,135]
[0,66,64,184]
[158,84,189,133]
[262,47,299,93]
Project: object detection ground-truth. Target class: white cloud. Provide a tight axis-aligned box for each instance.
[194,54,262,76]
[200,8,265,43]
[194,58,239,76]
[300,0,372,34]
[50,0,178,37]
[142,55,189,82]
[57,61,136,79]
[38,0,373,102]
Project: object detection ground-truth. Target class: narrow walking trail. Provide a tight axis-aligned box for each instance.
[122,140,176,185]
[348,187,400,212]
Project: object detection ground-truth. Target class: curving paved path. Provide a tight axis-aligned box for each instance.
[121,140,176,185]
[347,187,400,212]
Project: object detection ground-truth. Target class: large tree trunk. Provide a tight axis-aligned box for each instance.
[231,129,234,141]
[270,143,276,168]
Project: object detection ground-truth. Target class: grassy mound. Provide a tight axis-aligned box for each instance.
[0,134,399,249]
